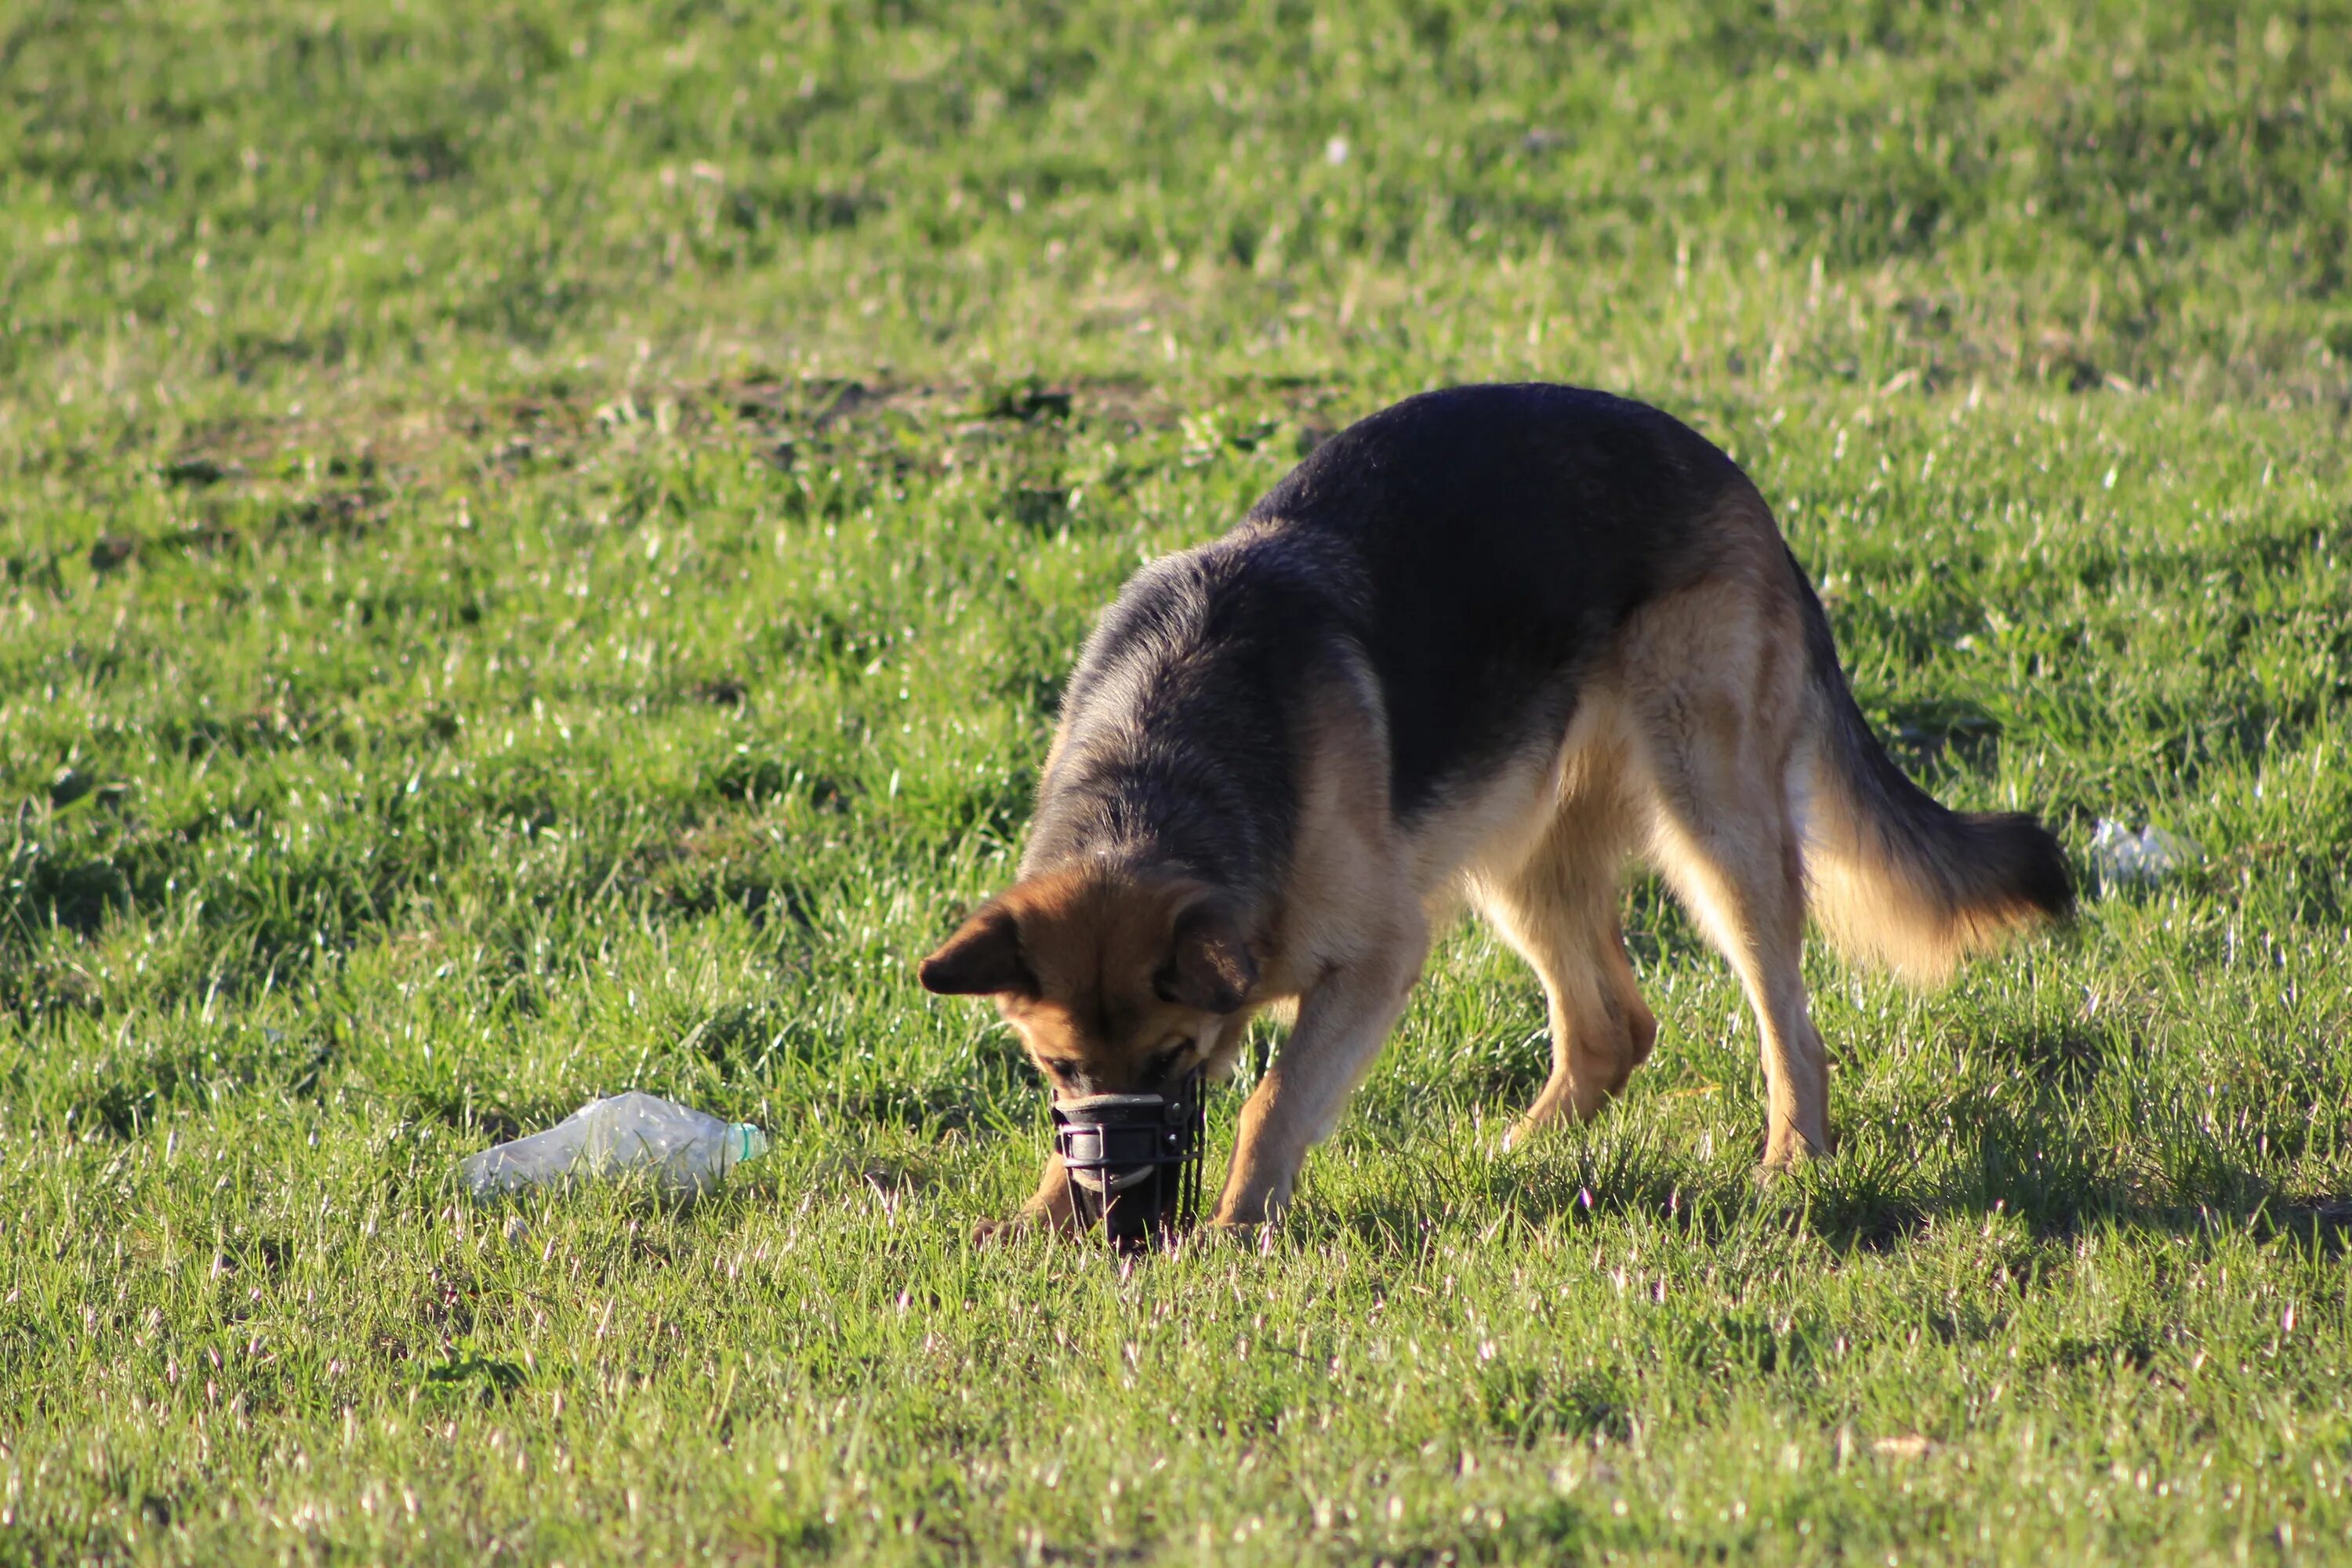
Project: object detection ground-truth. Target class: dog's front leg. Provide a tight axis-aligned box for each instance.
[973,1151,1078,1246]
[1212,938,1424,1229]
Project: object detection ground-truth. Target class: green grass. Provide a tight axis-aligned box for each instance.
[5,1,2351,1562]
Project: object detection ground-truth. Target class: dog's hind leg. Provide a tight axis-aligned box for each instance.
[1474,798,1655,1147]
[1624,579,1830,1172]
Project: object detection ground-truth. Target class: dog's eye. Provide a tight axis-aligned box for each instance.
[1145,1040,1193,1083]
[1040,1058,1080,1083]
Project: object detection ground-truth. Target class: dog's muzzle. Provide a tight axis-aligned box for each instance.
[1053,1070,1205,1251]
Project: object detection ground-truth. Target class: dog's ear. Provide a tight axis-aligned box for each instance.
[1154,897,1256,1014]
[918,903,1034,996]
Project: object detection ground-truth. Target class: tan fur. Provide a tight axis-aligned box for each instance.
[961,867,1252,1086]
[933,485,2059,1235]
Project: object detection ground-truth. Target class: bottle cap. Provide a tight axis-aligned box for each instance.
[734,1123,770,1164]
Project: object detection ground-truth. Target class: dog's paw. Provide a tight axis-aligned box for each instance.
[1201,1218,1280,1254]
[1753,1131,1833,1185]
[1501,1116,1552,1154]
[969,1215,1033,1248]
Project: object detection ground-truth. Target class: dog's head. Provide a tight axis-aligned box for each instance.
[917,865,1258,1097]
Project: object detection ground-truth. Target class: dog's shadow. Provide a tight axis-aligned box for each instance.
[1318,1067,2352,1261]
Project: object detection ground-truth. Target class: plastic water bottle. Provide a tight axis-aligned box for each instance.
[2087,819,2200,888]
[459,1091,770,1200]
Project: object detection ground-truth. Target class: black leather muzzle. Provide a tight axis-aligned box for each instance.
[1052,1069,1205,1251]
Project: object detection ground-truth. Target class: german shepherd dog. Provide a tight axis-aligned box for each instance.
[921,384,2071,1236]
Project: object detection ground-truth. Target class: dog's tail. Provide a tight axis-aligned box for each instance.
[1788,550,2073,982]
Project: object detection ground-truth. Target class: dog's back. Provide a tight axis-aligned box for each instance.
[1029,387,1739,883]
[1250,384,1745,816]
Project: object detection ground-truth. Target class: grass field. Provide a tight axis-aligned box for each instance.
[5,1,2352,1562]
